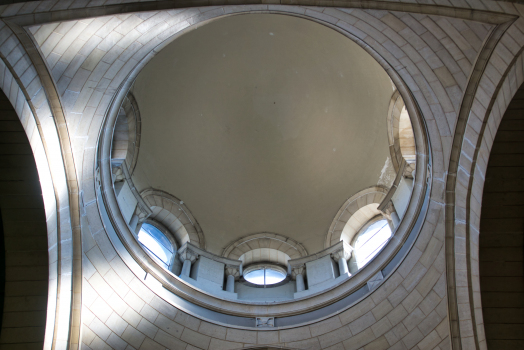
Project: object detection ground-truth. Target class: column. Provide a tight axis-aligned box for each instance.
[181,259,192,276]
[331,242,353,277]
[338,257,349,275]
[296,274,305,292]
[291,265,306,292]
[224,265,240,293]
[129,214,139,232]
[381,200,400,228]
[226,275,235,292]
[391,210,400,227]
[177,244,198,277]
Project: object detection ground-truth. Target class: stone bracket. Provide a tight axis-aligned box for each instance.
[256,317,275,328]
[367,271,384,291]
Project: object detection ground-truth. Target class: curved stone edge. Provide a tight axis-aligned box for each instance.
[95,7,431,320]
[0,0,517,27]
[0,21,79,350]
[325,186,389,249]
[141,188,206,249]
[222,232,308,261]
[449,16,524,350]
[0,0,519,348]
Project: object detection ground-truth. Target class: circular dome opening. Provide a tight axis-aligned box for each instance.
[100,11,428,317]
[244,265,287,286]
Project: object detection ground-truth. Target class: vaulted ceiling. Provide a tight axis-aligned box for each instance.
[131,14,395,254]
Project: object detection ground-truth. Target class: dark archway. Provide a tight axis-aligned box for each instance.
[0,89,48,347]
[479,82,524,349]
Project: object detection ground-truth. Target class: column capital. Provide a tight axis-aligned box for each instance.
[225,264,240,278]
[331,242,353,261]
[290,264,306,279]
[380,200,396,221]
[177,244,199,264]
[136,206,151,223]
[112,166,125,182]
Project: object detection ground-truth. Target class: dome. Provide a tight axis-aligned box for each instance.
[106,11,423,316]
[129,14,396,255]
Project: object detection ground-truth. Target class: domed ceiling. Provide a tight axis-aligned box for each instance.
[131,14,395,255]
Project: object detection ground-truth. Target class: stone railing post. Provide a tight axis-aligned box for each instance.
[225,265,240,293]
[291,265,306,292]
[331,242,353,276]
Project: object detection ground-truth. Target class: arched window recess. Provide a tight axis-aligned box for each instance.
[350,216,393,271]
[136,221,180,273]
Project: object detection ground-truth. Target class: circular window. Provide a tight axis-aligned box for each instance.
[244,265,287,286]
[353,219,392,268]
[138,223,174,268]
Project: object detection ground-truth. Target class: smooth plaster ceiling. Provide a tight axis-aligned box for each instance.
[131,14,395,255]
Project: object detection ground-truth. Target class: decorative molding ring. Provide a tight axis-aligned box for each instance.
[97,9,430,322]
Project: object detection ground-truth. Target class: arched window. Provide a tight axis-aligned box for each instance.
[353,219,392,269]
[138,223,174,269]
[243,264,287,286]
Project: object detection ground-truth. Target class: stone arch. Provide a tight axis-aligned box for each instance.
[340,204,385,246]
[447,28,524,350]
[141,189,206,249]
[0,30,80,349]
[239,248,291,268]
[387,90,416,173]
[325,186,388,248]
[0,88,49,349]
[222,233,307,262]
[478,81,524,349]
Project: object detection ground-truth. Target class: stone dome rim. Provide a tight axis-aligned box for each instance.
[97,9,431,326]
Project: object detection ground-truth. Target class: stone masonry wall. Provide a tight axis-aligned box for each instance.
[0,1,522,349]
